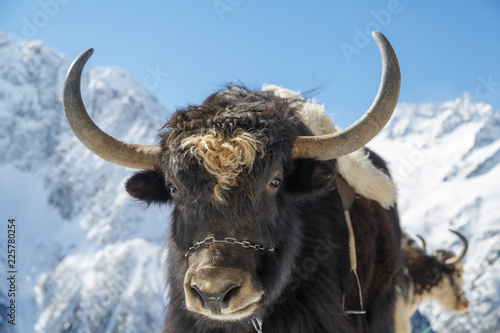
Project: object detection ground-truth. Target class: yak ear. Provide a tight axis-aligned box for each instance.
[125,170,172,205]
[285,159,336,200]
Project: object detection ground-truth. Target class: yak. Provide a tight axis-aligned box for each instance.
[62,31,401,332]
[394,231,469,333]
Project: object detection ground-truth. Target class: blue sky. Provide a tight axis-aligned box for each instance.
[1,0,499,127]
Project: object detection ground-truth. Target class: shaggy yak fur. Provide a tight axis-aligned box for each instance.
[125,85,402,332]
[394,234,469,333]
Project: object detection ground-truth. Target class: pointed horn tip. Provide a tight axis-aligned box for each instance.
[83,47,94,56]
[70,48,95,69]
[84,48,94,59]
[371,31,386,42]
[448,229,466,238]
[80,48,94,61]
[65,48,95,83]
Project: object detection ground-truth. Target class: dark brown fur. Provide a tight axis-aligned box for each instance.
[403,243,456,295]
[394,234,469,332]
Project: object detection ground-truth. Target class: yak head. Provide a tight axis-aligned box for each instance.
[62,31,399,325]
[408,231,469,313]
[125,86,342,322]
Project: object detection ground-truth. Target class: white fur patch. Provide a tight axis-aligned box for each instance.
[262,84,397,209]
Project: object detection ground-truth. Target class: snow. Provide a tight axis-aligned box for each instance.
[0,31,499,332]
[0,32,169,333]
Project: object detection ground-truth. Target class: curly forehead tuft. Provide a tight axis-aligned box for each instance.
[180,128,266,202]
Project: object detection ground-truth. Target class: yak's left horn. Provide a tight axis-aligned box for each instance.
[63,48,161,170]
[444,230,469,265]
[291,31,400,160]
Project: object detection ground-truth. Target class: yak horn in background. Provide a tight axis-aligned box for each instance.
[444,230,469,265]
[416,235,427,253]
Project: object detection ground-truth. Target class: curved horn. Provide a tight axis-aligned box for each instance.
[444,230,469,265]
[291,31,400,160]
[63,48,161,169]
[416,235,427,253]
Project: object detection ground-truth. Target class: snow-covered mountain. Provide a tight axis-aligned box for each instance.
[0,33,498,332]
[0,32,169,332]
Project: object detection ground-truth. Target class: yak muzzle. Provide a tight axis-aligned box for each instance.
[455,296,469,313]
[184,267,264,321]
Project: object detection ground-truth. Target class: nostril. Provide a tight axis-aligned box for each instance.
[222,284,239,306]
[191,285,205,304]
[191,284,239,311]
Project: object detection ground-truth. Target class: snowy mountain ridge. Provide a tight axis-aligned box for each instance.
[0,32,168,332]
[0,32,499,332]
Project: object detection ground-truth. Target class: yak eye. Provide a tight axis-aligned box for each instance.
[168,183,179,194]
[269,179,282,189]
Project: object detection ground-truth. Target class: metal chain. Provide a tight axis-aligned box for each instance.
[184,236,275,258]
[251,318,263,333]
